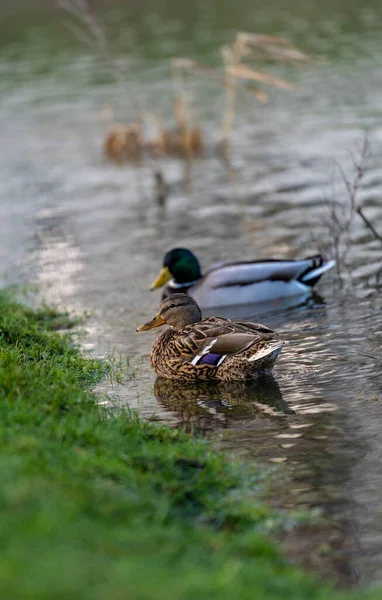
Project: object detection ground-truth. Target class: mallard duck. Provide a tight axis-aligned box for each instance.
[136,294,285,382]
[150,247,335,308]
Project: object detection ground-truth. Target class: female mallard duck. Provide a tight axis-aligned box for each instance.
[136,294,285,382]
[150,247,335,308]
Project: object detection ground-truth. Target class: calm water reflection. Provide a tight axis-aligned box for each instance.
[154,376,294,431]
[1,0,382,589]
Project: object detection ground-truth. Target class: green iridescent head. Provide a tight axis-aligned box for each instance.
[151,248,202,289]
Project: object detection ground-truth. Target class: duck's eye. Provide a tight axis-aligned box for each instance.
[168,303,176,309]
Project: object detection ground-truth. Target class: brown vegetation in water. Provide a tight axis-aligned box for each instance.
[58,1,318,167]
[219,32,317,161]
[147,95,204,159]
[103,123,145,165]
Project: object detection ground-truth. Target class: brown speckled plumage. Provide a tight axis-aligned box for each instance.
[137,294,284,382]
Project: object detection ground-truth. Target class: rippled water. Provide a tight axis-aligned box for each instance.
[1,0,382,588]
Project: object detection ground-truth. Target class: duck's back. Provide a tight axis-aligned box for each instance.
[191,260,316,308]
[149,316,281,381]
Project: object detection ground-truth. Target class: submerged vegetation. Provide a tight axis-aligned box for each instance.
[0,289,380,598]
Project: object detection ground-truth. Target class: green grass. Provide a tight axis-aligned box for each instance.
[0,290,378,599]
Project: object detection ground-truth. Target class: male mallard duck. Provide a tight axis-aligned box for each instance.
[136,294,285,382]
[150,247,335,308]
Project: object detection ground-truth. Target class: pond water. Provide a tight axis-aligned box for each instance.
[1,0,382,588]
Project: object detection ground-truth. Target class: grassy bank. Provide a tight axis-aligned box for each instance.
[0,290,377,599]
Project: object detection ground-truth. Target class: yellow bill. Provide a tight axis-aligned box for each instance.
[150,266,171,290]
[136,313,166,332]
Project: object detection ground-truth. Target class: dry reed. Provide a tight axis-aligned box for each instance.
[57,3,319,179]
[317,135,382,284]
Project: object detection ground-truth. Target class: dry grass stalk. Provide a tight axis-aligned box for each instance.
[178,124,203,157]
[221,46,239,162]
[143,63,204,161]
[103,123,144,165]
[234,32,322,65]
[220,32,316,159]
[171,58,216,77]
[174,94,188,141]
[168,35,316,161]
[356,206,382,244]
[170,60,205,159]
[149,123,203,159]
[150,126,176,157]
[246,84,269,103]
[57,0,119,80]
[319,135,381,278]
[226,63,296,91]
[153,170,167,207]
[173,93,194,191]
[141,107,203,161]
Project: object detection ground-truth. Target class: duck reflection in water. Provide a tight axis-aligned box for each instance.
[154,375,294,433]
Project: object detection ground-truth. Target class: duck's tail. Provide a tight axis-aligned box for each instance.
[298,256,336,288]
[248,340,286,364]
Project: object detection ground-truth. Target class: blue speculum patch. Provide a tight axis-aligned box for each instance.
[198,353,223,366]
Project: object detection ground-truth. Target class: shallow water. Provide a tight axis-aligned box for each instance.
[1,0,382,588]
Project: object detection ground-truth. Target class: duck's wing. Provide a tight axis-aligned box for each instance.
[174,316,279,367]
[201,255,335,289]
